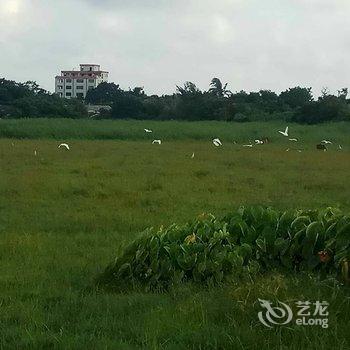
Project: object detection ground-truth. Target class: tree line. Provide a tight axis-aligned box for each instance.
[1,77,349,124]
[0,78,87,119]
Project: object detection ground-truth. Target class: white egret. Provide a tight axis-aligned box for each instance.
[58,143,70,150]
[152,139,161,144]
[278,126,289,137]
[321,140,332,144]
[289,138,298,142]
[212,138,222,147]
[144,128,153,133]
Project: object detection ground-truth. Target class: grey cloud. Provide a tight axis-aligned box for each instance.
[0,0,349,96]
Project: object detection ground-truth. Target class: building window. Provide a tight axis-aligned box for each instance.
[76,93,84,98]
[66,85,72,90]
[57,85,63,90]
[66,79,72,83]
[66,92,71,97]
[76,86,83,90]
[88,79,95,83]
[77,79,83,83]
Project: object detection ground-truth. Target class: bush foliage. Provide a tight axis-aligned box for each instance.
[98,207,350,291]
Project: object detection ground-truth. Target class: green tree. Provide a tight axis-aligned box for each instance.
[85,82,121,105]
[279,87,313,109]
[209,78,231,97]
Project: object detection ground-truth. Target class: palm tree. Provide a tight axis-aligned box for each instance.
[209,78,231,97]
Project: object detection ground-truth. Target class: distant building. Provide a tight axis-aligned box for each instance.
[55,64,108,99]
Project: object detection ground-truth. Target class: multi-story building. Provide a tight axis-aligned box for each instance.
[55,64,108,99]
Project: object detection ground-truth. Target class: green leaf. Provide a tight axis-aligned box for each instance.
[274,238,289,256]
[291,216,311,231]
[256,238,267,253]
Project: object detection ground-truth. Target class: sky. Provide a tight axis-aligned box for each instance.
[0,0,349,96]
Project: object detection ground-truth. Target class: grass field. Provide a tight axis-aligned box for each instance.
[0,118,349,145]
[0,120,350,349]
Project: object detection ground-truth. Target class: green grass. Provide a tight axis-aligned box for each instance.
[0,120,350,349]
[0,118,349,145]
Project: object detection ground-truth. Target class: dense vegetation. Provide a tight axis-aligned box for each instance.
[1,76,350,123]
[99,207,350,291]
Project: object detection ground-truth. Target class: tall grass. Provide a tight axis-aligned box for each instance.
[0,118,349,145]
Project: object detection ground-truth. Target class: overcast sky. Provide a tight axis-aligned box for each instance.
[0,0,349,96]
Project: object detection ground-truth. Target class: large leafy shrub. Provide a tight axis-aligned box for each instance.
[98,207,350,291]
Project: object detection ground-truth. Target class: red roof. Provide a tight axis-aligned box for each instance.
[60,70,108,74]
[55,75,100,79]
[56,71,108,79]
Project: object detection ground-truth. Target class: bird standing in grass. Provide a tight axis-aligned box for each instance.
[212,138,222,147]
[152,139,161,145]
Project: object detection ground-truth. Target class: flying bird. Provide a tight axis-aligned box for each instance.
[243,144,253,148]
[58,143,70,150]
[278,126,289,137]
[144,128,153,133]
[255,139,263,145]
[152,139,161,144]
[338,144,343,150]
[191,152,195,158]
[321,140,332,144]
[289,138,298,142]
[212,138,222,147]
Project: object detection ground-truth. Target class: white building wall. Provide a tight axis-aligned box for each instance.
[55,64,109,99]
